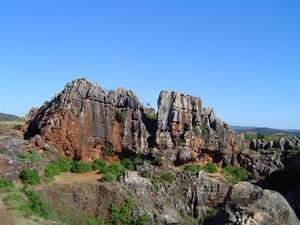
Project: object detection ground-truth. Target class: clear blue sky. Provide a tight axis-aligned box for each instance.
[0,0,299,129]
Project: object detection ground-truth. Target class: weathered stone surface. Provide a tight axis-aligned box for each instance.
[237,150,284,180]
[26,78,148,161]
[156,90,235,165]
[213,182,300,225]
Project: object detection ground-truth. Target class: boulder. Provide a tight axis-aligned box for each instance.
[213,182,300,225]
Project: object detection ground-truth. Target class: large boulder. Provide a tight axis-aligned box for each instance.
[26,78,148,161]
[156,90,235,165]
[213,182,300,225]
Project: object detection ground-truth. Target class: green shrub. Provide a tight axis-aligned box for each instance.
[185,164,202,174]
[153,156,164,166]
[20,169,40,185]
[92,159,109,172]
[201,162,218,173]
[116,111,125,123]
[160,172,176,183]
[103,146,115,157]
[44,163,60,178]
[3,192,32,216]
[222,166,250,184]
[0,177,14,191]
[121,158,134,171]
[71,161,92,173]
[24,189,51,219]
[146,112,156,121]
[140,170,151,178]
[101,172,118,182]
[108,198,133,225]
[185,162,218,174]
[101,162,126,182]
[133,214,151,225]
[56,157,72,172]
[110,162,126,175]
[17,150,42,163]
[0,148,5,154]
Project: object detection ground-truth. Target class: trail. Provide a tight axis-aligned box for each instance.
[0,198,14,225]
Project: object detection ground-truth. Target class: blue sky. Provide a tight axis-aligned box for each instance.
[0,0,299,129]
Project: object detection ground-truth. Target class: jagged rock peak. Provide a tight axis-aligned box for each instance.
[26,78,149,161]
[156,90,234,165]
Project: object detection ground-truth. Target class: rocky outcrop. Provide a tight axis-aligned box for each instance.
[26,78,148,161]
[156,91,235,165]
[213,182,300,225]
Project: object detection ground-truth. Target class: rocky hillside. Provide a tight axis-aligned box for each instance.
[0,78,299,225]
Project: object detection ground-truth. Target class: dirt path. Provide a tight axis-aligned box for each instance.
[0,199,14,225]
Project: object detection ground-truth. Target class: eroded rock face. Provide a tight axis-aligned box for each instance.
[156,90,235,165]
[213,182,300,225]
[26,78,148,161]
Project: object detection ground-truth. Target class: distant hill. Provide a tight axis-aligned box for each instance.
[231,125,300,136]
[0,113,21,121]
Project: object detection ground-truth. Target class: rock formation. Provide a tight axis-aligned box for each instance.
[156,90,235,165]
[26,78,148,161]
[213,182,300,225]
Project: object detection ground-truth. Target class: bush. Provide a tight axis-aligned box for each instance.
[116,111,125,123]
[153,156,164,166]
[146,112,156,121]
[101,162,126,182]
[185,164,202,174]
[17,150,42,163]
[140,170,151,178]
[185,162,218,174]
[44,163,60,178]
[133,214,150,225]
[121,158,134,171]
[108,198,133,225]
[222,166,250,184]
[110,162,126,175]
[103,146,115,157]
[20,169,40,185]
[92,159,109,172]
[3,192,32,215]
[201,162,218,173]
[56,157,72,172]
[0,177,14,191]
[101,172,118,182]
[160,172,176,183]
[24,189,51,219]
[71,161,92,173]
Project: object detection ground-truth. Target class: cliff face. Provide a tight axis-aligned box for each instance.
[26,79,148,161]
[156,91,235,165]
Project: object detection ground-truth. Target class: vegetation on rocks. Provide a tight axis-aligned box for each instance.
[17,149,42,164]
[222,166,250,184]
[160,172,176,183]
[116,111,125,123]
[20,169,40,185]
[44,163,60,178]
[71,161,93,173]
[0,177,14,192]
